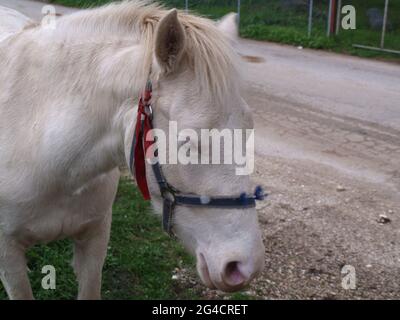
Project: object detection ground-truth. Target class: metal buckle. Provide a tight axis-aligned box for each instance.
[144,104,153,120]
[161,186,176,204]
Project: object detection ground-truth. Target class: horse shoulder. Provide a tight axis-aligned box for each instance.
[0,169,120,245]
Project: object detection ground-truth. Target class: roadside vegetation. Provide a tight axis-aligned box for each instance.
[47,0,400,61]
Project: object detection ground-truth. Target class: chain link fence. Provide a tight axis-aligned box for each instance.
[162,0,400,56]
[347,0,400,55]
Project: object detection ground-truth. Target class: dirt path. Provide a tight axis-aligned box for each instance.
[2,0,400,299]
[239,40,400,299]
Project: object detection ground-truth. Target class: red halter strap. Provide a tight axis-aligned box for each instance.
[132,82,153,200]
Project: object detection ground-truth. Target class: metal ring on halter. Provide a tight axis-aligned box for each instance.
[144,104,153,119]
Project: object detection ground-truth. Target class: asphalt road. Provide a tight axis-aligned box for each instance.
[2,0,400,299]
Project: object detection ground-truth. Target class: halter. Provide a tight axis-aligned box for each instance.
[129,80,267,236]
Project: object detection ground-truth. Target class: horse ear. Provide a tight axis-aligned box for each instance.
[155,9,186,73]
[216,13,238,42]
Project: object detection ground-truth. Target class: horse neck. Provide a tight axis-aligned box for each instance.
[41,37,148,188]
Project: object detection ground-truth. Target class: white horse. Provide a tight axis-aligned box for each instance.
[0,1,265,299]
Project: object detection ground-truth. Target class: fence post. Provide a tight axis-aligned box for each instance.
[380,0,389,48]
[185,0,188,13]
[308,0,313,38]
[335,0,342,35]
[327,0,337,36]
[237,0,241,27]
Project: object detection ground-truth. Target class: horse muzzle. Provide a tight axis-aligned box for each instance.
[196,244,265,292]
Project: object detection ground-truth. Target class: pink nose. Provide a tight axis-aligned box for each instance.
[221,259,259,291]
[197,246,265,292]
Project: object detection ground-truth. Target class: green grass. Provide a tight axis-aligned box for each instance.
[0,179,200,300]
[0,179,258,300]
[47,0,400,61]
[237,0,400,61]
[241,24,400,60]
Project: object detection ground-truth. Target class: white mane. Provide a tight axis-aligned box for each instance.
[50,0,241,104]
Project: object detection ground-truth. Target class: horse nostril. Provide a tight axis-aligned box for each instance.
[223,261,247,287]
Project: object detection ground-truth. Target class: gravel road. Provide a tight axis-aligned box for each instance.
[239,41,400,299]
[2,0,399,299]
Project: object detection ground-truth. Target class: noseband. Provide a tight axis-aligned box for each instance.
[129,81,267,236]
